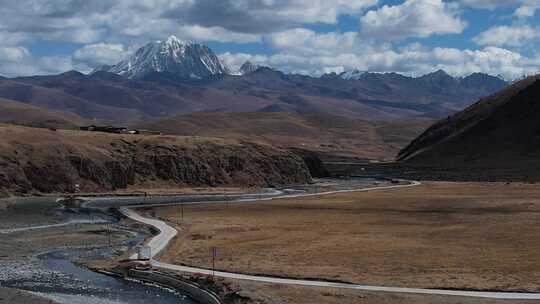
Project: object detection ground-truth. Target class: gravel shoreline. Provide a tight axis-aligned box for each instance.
[0,287,59,304]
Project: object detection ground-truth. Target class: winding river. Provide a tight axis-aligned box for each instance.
[1,178,381,303]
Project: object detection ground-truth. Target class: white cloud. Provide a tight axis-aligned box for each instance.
[0,46,29,62]
[0,55,76,78]
[459,0,519,9]
[164,0,378,33]
[73,43,127,67]
[265,29,361,54]
[177,25,260,43]
[0,2,105,44]
[0,0,379,47]
[261,0,379,24]
[473,25,540,47]
[0,45,34,77]
[360,0,467,40]
[220,44,540,80]
[459,0,538,19]
[219,52,270,72]
[514,0,540,18]
[0,0,538,80]
[0,31,26,46]
[38,56,76,74]
[45,27,103,44]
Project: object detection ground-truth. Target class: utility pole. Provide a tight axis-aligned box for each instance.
[177,204,184,225]
[176,204,184,225]
[106,223,111,247]
[212,247,217,279]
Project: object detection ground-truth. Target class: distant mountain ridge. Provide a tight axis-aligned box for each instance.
[0,67,507,125]
[339,70,368,80]
[336,69,506,96]
[0,36,509,129]
[94,36,506,88]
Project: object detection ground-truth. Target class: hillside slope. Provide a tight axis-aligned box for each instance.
[0,76,144,122]
[138,112,434,160]
[0,97,87,129]
[0,125,311,195]
[398,75,540,180]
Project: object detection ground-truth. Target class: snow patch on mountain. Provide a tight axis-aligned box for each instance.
[239,61,261,75]
[339,69,368,80]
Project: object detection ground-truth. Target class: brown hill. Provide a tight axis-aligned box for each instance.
[398,75,540,181]
[0,124,311,195]
[0,77,144,122]
[0,97,87,129]
[138,112,434,160]
[13,71,278,118]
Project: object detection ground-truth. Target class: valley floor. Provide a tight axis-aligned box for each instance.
[154,182,540,303]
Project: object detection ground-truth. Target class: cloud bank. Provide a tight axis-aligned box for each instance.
[0,0,538,79]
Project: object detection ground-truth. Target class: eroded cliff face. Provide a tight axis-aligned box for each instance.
[0,126,312,195]
[288,148,331,178]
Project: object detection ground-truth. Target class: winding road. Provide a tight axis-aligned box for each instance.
[118,180,540,300]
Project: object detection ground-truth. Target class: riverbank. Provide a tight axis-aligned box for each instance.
[0,182,325,303]
[0,193,196,304]
[0,287,58,304]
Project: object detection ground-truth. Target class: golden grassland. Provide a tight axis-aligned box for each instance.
[155,182,540,299]
[219,280,537,304]
[140,112,434,160]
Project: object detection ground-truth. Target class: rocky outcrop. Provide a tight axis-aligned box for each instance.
[0,126,312,195]
[288,148,330,178]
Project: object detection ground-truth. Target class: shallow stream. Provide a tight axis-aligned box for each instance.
[1,177,382,303]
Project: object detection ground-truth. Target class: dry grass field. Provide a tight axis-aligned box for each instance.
[222,280,538,304]
[155,181,540,303]
[140,112,434,160]
[0,97,87,129]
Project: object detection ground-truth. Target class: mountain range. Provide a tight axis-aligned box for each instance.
[0,66,506,123]
[0,36,510,159]
[0,36,507,123]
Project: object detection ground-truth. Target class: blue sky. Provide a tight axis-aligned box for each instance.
[0,0,539,79]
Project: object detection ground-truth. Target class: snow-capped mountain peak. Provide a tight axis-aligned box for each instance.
[97,35,229,80]
[339,69,368,80]
[164,35,191,46]
[239,61,261,75]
